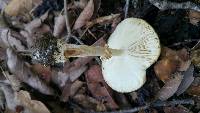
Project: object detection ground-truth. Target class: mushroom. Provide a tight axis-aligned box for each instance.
[34,18,161,92]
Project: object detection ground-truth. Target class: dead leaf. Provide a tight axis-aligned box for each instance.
[188,10,200,26]
[53,15,66,37]
[73,94,106,111]
[86,14,120,28]
[5,0,42,16]
[31,64,52,82]
[0,89,5,109]
[73,0,94,30]
[187,85,200,96]
[0,83,17,111]
[191,49,200,68]
[0,29,25,51]
[85,65,118,110]
[60,79,72,102]
[164,106,190,113]
[16,90,50,113]
[70,80,84,96]
[156,73,183,101]
[74,0,88,9]
[176,65,194,95]
[154,47,190,82]
[0,0,10,11]
[6,48,54,95]
[25,11,49,34]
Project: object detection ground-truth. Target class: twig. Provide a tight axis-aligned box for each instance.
[124,0,130,18]
[72,99,194,113]
[149,0,200,12]
[168,39,199,47]
[64,0,72,38]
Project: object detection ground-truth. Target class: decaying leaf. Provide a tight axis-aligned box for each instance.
[154,47,190,82]
[74,0,88,9]
[25,11,49,34]
[53,15,66,37]
[188,10,200,26]
[164,105,190,113]
[0,29,25,51]
[85,65,118,110]
[2,71,21,91]
[70,80,84,96]
[73,0,94,30]
[4,0,42,16]
[156,73,183,101]
[187,85,200,96]
[16,90,50,113]
[0,83,17,111]
[73,94,106,111]
[176,65,194,95]
[31,64,52,82]
[7,48,54,95]
[86,14,120,28]
[0,89,5,109]
[191,49,200,68]
[0,0,10,11]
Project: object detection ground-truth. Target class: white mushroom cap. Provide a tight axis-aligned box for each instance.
[102,18,160,93]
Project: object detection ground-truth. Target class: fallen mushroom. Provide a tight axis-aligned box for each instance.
[33,18,161,93]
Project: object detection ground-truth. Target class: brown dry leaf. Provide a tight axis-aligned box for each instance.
[16,90,50,113]
[176,65,194,95]
[73,0,94,30]
[70,80,84,96]
[154,47,190,82]
[0,83,17,111]
[0,29,25,51]
[187,85,200,96]
[187,76,200,96]
[73,94,106,111]
[6,48,54,95]
[31,64,52,82]
[74,0,88,9]
[155,73,183,101]
[4,0,42,16]
[25,11,49,34]
[53,15,66,37]
[188,10,200,26]
[191,49,200,68]
[164,106,190,113]
[85,65,118,110]
[51,66,86,88]
[86,14,120,28]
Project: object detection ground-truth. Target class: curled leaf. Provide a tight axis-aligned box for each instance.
[53,15,66,37]
[73,0,94,30]
[156,73,183,101]
[176,65,194,95]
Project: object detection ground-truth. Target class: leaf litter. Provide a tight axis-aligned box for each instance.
[0,0,199,112]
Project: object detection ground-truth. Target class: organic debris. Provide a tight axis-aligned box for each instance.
[0,0,199,112]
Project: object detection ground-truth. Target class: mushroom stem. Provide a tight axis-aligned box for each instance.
[64,44,123,58]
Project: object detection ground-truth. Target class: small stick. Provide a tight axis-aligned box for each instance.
[149,0,200,12]
[124,0,130,18]
[72,99,194,113]
[64,0,72,37]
